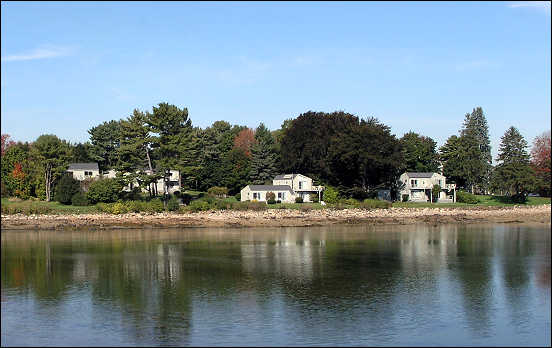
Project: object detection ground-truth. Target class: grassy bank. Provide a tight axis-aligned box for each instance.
[393,195,551,208]
[1,195,550,216]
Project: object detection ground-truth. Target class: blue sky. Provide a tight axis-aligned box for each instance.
[1,1,550,161]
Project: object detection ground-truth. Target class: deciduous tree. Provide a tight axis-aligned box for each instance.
[31,135,71,201]
[530,130,551,197]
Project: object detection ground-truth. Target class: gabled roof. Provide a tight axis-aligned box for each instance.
[68,163,99,171]
[247,185,294,193]
[274,174,303,180]
[405,172,437,178]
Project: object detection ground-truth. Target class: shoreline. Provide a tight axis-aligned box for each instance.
[1,205,550,230]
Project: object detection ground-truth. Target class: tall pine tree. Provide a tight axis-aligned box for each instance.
[490,126,535,200]
[147,103,194,196]
[249,123,278,184]
[460,107,492,192]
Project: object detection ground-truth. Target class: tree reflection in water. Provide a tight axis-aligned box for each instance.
[1,224,550,346]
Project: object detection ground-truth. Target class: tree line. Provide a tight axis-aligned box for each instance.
[1,104,550,202]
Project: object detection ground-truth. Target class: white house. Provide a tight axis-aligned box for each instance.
[240,174,324,203]
[104,168,181,194]
[67,163,100,181]
[399,172,456,203]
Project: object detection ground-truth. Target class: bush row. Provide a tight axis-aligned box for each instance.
[181,199,267,212]
[1,202,54,215]
[331,198,392,210]
[456,191,480,204]
[96,199,165,214]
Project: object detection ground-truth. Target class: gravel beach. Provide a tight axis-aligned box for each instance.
[1,205,550,230]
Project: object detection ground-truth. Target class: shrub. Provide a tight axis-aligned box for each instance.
[267,199,276,204]
[111,202,128,214]
[207,186,228,198]
[180,192,193,205]
[87,178,123,203]
[55,174,81,205]
[146,198,164,213]
[1,202,53,215]
[125,200,145,213]
[456,191,480,204]
[230,201,267,211]
[96,202,114,213]
[185,200,211,212]
[167,196,180,211]
[71,192,88,206]
[295,196,304,203]
[349,187,370,200]
[121,187,142,201]
[402,194,409,202]
[432,184,441,203]
[235,192,241,201]
[359,199,391,209]
[323,186,339,204]
[340,198,359,206]
[310,193,319,203]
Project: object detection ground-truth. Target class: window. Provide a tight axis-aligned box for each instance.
[253,192,258,199]
[438,180,442,186]
[299,181,303,189]
[278,192,282,199]
[84,171,92,176]
[411,179,417,187]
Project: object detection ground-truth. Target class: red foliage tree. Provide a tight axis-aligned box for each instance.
[233,128,256,157]
[1,134,16,156]
[531,130,551,196]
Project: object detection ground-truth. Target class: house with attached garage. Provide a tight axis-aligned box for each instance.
[240,174,325,203]
[399,172,456,203]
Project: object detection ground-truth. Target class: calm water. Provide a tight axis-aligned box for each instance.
[1,223,550,347]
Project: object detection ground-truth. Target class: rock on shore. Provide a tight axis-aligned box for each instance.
[1,205,550,230]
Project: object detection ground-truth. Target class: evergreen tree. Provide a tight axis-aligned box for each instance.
[147,103,195,195]
[460,107,492,192]
[440,134,486,192]
[117,109,154,190]
[249,123,278,184]
[88,120,121,172]
[490,127,536,199]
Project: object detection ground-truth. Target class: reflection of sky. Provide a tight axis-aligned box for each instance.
[1,224,551,346]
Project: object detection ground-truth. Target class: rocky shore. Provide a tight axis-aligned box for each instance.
[1,205,550,230]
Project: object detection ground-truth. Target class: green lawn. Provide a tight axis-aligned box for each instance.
[392,195,551,208]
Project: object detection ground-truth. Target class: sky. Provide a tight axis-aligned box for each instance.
[1,1,550,161]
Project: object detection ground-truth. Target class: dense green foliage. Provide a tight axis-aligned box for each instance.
[55,175,81,205]
[456,191,480,204]
[440,107,492,194]
[207,186,229,198]
[490,127,536,201]
[323,186,339,204]
[249,123,278,184]
[2,104,549,211]
[86,178,123,203]
[400,131,440,172]
[71,192,89,206]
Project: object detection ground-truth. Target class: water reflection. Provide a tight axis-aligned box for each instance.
[2,223,550,346]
